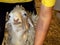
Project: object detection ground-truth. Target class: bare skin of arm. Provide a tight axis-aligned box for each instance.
[34,4,53,45]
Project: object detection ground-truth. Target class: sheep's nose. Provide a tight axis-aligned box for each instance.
[14,18,19,22]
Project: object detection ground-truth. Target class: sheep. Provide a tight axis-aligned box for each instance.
[2,5,37,45]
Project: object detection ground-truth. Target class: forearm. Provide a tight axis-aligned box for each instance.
[34,4,53,45]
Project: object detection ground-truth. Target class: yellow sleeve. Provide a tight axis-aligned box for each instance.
[42,0,56,7]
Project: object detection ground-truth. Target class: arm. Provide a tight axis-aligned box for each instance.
[34,0,56,45]
[34,4,52,45]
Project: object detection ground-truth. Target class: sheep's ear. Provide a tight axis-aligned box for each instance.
[6,12,9,22]
[28,18,34,27]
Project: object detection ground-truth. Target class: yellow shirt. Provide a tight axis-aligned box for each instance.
[42,0,56,7]
[0,0,32,3]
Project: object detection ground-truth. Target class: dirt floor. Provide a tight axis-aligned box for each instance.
[35,0,60,45]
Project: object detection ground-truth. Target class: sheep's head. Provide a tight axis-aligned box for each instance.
[6,5,34,30]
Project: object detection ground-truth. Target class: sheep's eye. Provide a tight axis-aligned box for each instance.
[24,13,27,16]
[9,15,11,18]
